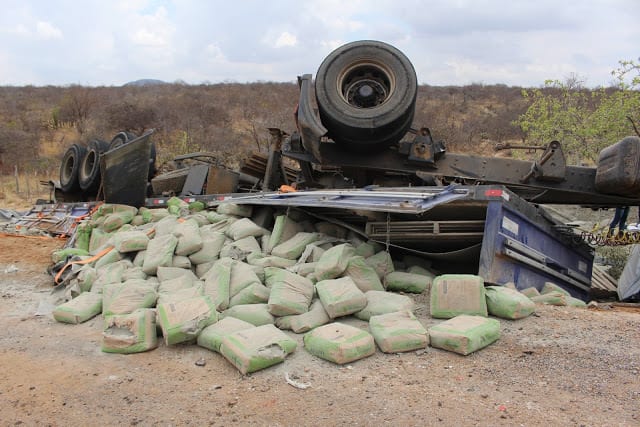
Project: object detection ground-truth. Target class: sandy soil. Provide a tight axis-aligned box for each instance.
[0,235,639,426]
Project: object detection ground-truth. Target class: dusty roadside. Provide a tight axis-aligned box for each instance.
[0,235,638,426]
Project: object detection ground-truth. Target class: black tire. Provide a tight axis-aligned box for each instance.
[79,139,109,192]
[59,144,87,193]
[315,40,417,150]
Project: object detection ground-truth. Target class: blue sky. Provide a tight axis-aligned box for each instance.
[0,0,638,87]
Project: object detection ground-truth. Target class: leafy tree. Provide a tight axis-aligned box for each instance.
[515,60,640,163]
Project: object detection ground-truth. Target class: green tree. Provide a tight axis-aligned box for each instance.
[515,60,640,163]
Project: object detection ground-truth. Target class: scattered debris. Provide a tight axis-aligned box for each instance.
[284,372,311,390]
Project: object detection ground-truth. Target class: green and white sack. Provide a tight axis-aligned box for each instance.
[365,251,395,279]
[203,257,233,311]
[157,266,198,283]
[217,203,252,217]
[303,322,375,364]
[369,311,429,353]
[530,291,567,306]
[102,280,158,316]
[229,283,271,306]
[344,256,384,292]
[102,308,158,354]
[271,232,321,260]
[520,287,541,298]
[53,292,103,324]
[173,219,203,256]
[188,233,226,265]
[316,277,367,319]
[485,286,536,320]
[157,284,204,306]
[142,234,178,275]
[428,315,500,355]
[314,243,355,281]
[266,215,303,254]
[220,324,297,374]
[354,290,414,321]
[275,299,331,333]
[222,303,275,326]
[229,261,263,296]
[430,274,488,319]
[226,218,266,241]
[156,295,219,345]
[266,268,314,316]
[197,316,255,353]
[384,271,430,294]
[112,230,149,253]
[541,282,571,296]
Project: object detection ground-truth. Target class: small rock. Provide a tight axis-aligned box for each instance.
[195,358,206,367]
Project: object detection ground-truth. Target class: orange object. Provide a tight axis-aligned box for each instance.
[54,245,113,286]
[279,185,297,193]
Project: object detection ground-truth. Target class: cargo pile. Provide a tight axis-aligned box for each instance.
[51,200,583,374]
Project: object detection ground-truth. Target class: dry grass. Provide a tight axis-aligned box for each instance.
[0,173,54,210]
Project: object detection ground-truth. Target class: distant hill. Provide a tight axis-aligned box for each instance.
[123,79,167,87]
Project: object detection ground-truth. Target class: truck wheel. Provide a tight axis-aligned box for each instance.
[315,40,417,150]
[79,139,109,192]
[59,144,87,193]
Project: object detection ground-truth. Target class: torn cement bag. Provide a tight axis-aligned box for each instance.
[369,311,429,353]
[102,308,158,354]
[384,271,430,294]
[354,290,415,321]
[344,256,384,292]
[156,295,219,345]
[197,316,255,353]
[53,292,103,324]
[303,322,375,364]
[220,324,297,374]
[112,230,149,253]
[428,315,500,356]
[203,257,233,311]
[217,203,252,217]
[266,215,303,254]
[365,251,395,279]
[530,291,568,306]
[229,261,263,296]
[157,284,204,306]
[229,283,271,306]
[430,274,488,319]
[271,232,321,260]
[226,218,266,241]
[485,286,536,320]
[541,282,571,296]
[102,280,158,316]
[142,234,178,275]
[222,304,275,326]
[314,243,356,281]
[316,277,367,319]
[264,267,313,313]
[220,236,262,260]
[188,233,226,265]
[173,219,203,256]
[520,287,540,298]
[275,299,331,333]
[171,255,191,269]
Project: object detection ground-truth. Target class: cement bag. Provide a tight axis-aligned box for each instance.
[156,295,219,345]
[530,291,567,306]
[314,243,355,281]
[102,308,158,354]
[344,256,384,292]
[485,286,536,320]
[354,241,377,258]
[52,248,89,264]
[157,266,198,283]
[171,255,191,269]
[365,251,395,279]
[266,215,303,254]
[217,203,252,217]
[354,290,414,321]
[314,221,349,239]
[74,222,92,252]
[102,280,158,316]
[157,284,204,306]
[148,208,170,222]
[188,233,226,265]
[566,296,587,307]
[384,271,430,294]
[154,215,179,236]
[173,219,203,256]
[184,212,209,226]
[222,304,274,326]
[521,287,540,298]
[94,260,130,288]
[158,274,195,295]
[246,253,297,269]
[142,234,178,275]
[266,268,314,316]
[316,277,367,319]
[541,282,571,296]
[196,261,214,279]
[430,274,488,319]
[272,232,321,260]
[122,267,147,281]
[133,250,146,267]
[197,316,255,353]
[290,262,318,277]
[276,299,331,333]
[94,248,123,270]
[77,265,97,293]
[112,230,149,253]
[407,265,435,278]
[226,218,266,241]
[369,311,429,353]
[428,315,500,355]
[89,228,112,254]
[220,324,297,374]
[229,283,271,306]
[220,236,262,260]
[53,292,103,324]
[102,210,136,233]
[303,322,375,364]
[203,257,233,311]
[229,261,262,296]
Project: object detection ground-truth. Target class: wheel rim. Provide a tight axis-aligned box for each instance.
[82,150,97,179]
[337,60,395,109]
[61,156,75,183]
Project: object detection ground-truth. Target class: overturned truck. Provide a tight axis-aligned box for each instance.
[58,41,640,301]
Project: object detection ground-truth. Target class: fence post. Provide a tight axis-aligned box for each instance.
[14,165,19,193]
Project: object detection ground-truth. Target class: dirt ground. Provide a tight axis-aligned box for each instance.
[0,235,639,427]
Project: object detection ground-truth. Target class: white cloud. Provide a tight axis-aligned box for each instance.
[274,32,297,48]
[35,21,62,39]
